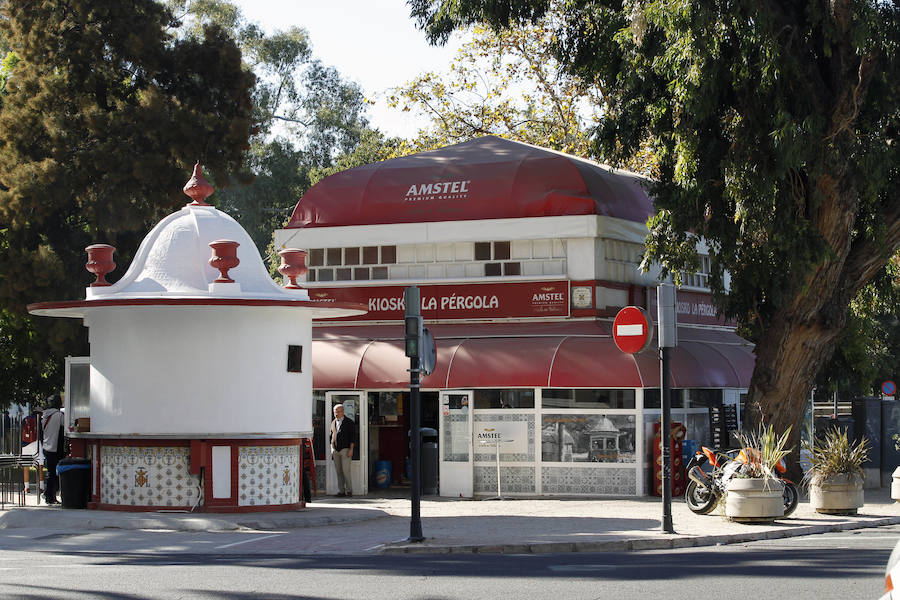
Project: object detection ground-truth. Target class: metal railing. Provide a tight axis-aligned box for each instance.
[0,413,37,508]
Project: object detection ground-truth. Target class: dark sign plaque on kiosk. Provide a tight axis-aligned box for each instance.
[709,405,738,448]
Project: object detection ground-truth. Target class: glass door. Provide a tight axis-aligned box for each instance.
[325,391,368,496]
[438,390,474,498]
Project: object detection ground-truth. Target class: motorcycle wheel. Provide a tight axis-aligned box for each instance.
[685,480,718,515]
[782,482,799,517]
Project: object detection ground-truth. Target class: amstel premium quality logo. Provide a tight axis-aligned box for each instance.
[404,180,471,202]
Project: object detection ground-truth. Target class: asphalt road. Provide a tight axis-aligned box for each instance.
[0,525,896,599]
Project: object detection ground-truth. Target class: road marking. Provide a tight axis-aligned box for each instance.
[215,534,284,549]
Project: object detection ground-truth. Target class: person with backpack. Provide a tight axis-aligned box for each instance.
[41,394,65,505]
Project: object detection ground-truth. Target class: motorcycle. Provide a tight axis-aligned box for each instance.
[684,446,799,516]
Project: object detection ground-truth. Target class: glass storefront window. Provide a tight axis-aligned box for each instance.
[644,389,722,409]
[473,389,535,409]
[643,389,684,408]
[542,389,635,409]
[541,414,636,463]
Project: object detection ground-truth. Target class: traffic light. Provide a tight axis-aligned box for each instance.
[405,315,423,358]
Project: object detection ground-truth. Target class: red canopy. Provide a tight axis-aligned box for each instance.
[287,136,654,229]
[311,321,754,390]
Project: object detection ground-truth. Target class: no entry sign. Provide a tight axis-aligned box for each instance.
[613,306,654,354]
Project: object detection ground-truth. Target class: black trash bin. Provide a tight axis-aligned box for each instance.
[409,427,440,495]
[421,427,438,495]
[57,457,91,509]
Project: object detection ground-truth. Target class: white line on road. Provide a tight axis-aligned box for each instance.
[215,534,285,549]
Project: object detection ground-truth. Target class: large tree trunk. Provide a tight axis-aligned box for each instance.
[744,171,900,479]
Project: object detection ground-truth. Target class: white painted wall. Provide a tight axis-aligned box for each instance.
[85,306,313,436]
[276,215,649,250]
[566,238,595,280]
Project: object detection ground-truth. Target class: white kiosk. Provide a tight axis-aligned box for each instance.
[29,165,363,512]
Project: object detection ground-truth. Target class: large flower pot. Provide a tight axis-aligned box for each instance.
[892,467,900,503]
[809,473,864,515]
[725,477,784,522]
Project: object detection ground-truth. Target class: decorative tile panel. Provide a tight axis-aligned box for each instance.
[238,445,300,507]
[541,466,637,496]
[474,414,534,462]
[100,446,200,507]
[474,465,535,495]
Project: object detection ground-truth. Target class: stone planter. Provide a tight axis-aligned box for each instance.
[891,467,900,503]
[725,477,784,522]
[809,473,864,515]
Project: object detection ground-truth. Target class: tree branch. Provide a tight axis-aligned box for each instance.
[840,189,900,299]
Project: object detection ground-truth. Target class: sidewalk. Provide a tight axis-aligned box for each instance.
[1,487,898,555]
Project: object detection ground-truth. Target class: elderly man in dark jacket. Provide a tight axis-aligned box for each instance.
[329,404,356,497]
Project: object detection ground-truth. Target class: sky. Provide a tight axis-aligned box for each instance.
[234,0,465,139]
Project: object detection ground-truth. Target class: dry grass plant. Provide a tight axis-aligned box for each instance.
[734,424,793,483]
[716,424,792,517]
[802,426,870,487]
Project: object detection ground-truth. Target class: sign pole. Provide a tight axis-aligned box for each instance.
[404,286,424,542]
[657,283,677,535]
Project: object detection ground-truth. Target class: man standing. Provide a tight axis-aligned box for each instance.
[330,404,356,497]
[41,394,65,505]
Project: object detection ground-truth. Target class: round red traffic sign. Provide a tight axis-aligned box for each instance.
[613,306,654,354]
[882,380,896,396]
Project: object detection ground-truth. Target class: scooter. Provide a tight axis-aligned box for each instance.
[684,446,799,516]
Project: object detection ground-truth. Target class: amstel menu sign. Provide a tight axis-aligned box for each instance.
[307,281,569,321]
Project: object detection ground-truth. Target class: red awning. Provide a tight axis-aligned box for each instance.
[311,321,754,390]
[286,136,654,229]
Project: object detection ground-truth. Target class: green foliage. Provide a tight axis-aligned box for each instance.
[0,0,255,408]
[736,424,793,482]
[816,252,900,396]
[311,129,407,185]
[802,426,870,485]
[410,0,900,439]
[389,19,614,163]
[170,0,371,252]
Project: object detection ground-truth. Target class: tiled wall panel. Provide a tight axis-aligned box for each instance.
[238,445,300,506]
[100,446,200,507]
[541,466,637,496]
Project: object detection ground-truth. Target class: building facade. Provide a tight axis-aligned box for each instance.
[275,136,754,498]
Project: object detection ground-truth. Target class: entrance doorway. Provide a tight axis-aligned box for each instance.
[438,390,474,498]
[365,391,439,491]
[325,391,367,496]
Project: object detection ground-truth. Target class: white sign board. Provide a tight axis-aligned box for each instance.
[475,421,528,454]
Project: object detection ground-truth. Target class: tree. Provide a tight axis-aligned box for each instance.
[387,21,606,160]
[170,1,371,254]
[0,0,255,408]
[410,0,900,462]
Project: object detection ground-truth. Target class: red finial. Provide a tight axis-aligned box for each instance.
[85,244,116,287]
[278,249,308,289]
[209,240,240,283]
[183,162,214,206]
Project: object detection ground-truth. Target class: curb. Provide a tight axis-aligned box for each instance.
[0,506,391,532]
[378,515,900,555]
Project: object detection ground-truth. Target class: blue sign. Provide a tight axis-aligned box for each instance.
[882,380,896,396]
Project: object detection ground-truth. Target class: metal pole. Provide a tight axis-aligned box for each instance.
[409,356,423,542]
[657,283,676,535]
[405,285,424,543]
[660,345,674,534]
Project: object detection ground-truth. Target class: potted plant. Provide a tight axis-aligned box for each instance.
[802,426,869,515]
[724,425,793,523]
